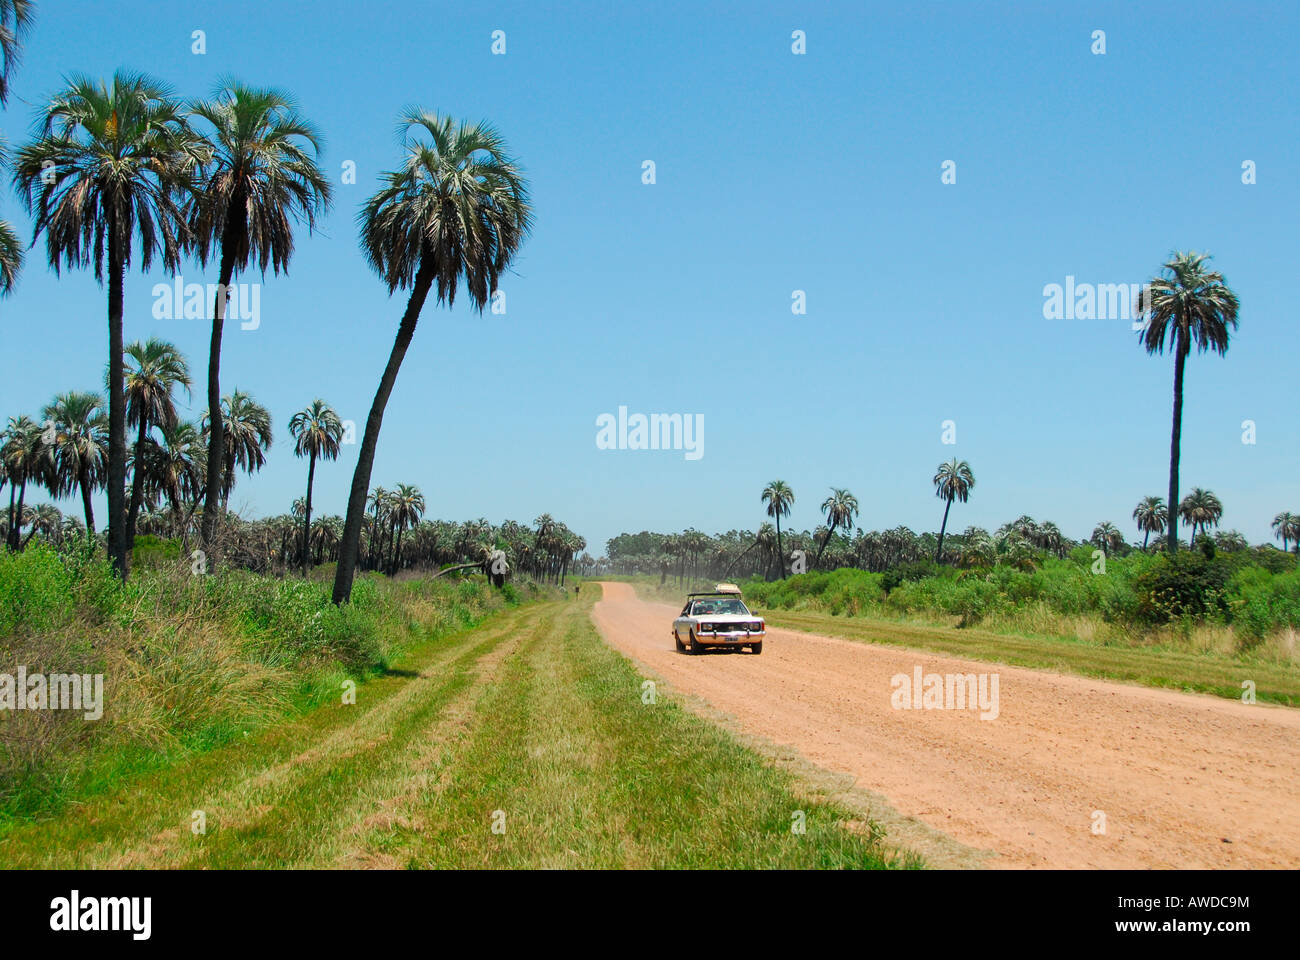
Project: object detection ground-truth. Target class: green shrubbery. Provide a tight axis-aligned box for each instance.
[739,548,1297,640]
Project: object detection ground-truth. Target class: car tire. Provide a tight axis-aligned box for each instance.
[690,631,705,655]
[674,630,685,653]
[750,642,763,655]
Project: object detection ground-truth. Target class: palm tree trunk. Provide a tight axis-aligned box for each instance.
[1142,529,1150,550]
[814,522,836,569]
[935,496,954,562]
[775,516,785,579]
[200,204,244,564]
[11,479,26,549]
[126,415,148,551]
[333,259,436,604]
[301,449,316,574]
[393,523,404,575]
[80,475,95,536]
[6,483,16,549]
[1167,341,1187,554]
[106,227,128,579]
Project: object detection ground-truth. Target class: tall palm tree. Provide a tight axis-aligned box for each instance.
[1132,495,1167,551]
[332,111,532,604]
[42,391,107,535]
[1137,252,1240,553]
[1178,487,1223,547]
[387,483,425,575]
[1273,511,1300,554]
[122,338,190,550]
[2,414,45,548]
[815,487,859,570]
[204,389,272,507]
[932,459,975,562]
[14,71,203,577]
[186,80,332,559]
[288,399,343,573]
[760,480,795,578]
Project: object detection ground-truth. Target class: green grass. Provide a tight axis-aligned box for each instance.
[0,591,914,868]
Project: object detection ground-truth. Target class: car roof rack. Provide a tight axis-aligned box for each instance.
[686,583,743,598]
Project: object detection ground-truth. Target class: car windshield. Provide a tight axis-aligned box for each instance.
[691,598,749,616]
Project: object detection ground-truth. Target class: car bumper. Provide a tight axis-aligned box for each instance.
[696,631,764,644]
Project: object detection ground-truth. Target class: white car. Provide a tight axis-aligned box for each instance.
[672,583,765,655]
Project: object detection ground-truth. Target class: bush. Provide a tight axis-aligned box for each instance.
[1133,552,1232,623]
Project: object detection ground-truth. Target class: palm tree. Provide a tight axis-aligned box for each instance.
[332,111,532,604]
[200,389,271,509]
[1090,522,1124,557]
[186,81,332,559]
[932,458,975,562]
[0,2,32,297]
[365,485,389,571]
[2,414,45,548]
[1178,487,1223,546]
[387,483,425,575]
[760,480,795,578]
[288,399,343,573]
[123,338,190,551]
[1273,512,1300,554]
[1132,496,1167,551]
[1137,252,1240,553]
[14,71,203,577]
[0,0,32,106]
[815,487,858,570]
[42,392,107,535]
[143,419,204,540]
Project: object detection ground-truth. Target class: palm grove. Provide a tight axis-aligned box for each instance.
[0,6,1293,601]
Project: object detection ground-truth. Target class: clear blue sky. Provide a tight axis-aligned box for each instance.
[2,0,1296,555]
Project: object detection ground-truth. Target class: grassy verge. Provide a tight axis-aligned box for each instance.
[0,591,915,868]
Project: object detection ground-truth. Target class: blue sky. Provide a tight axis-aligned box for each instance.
[2,0,1296,555]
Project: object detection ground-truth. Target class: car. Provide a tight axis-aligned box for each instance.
[672,583,766,655]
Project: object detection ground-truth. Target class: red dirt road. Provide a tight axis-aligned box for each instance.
[591,581,1300,868]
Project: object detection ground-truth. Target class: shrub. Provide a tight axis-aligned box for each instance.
[1133,552,1232,623]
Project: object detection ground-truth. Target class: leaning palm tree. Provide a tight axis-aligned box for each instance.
[122,338,190,550]
[1137,252,1240,553]
[42,391,107,535]
[932,458,975,562]
[386,483,425,575]
[1132,495,1168,551]
[186,80,332,559]
[288,399,343,573]
[1179,487,1223,547]
[333,111,532,603]
[1273,511,1300,554]
[815,487,858,570]
[14,71,203,577]
[204,389,272,508]
[760,480,795,578]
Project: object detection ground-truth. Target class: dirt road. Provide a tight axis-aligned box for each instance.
[591,582,1300,868]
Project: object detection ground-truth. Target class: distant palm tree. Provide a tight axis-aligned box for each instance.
[2,415,45,548]
[932,459,975,562]
[815,487,859,570]
[14,71,203,577]
[1273,511,1300,554]
[123,338,190,551]
[387,483,425,574]
[1132,495,1168,551]
[142,419,204,540]
[42,391,107,535]
[1090,521,1124,557]
[365,485,389,571]
[333,111,532,604]
[288,399,343,573]
[203,389,271,507]
[760,480,795,578]
[1178,487,1223,546]
[1137,252,1240,553]
[186,81,331,560]
[22,502,60,547]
